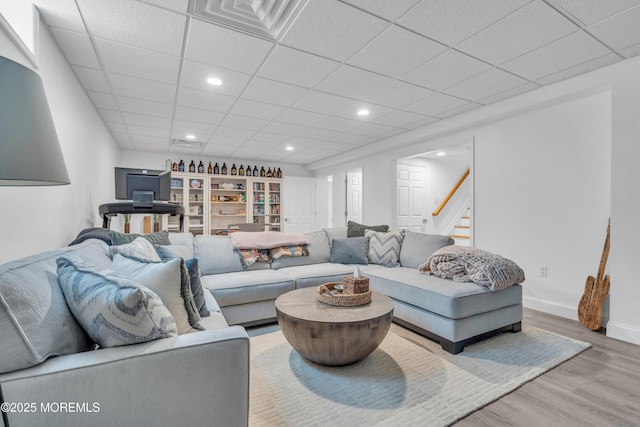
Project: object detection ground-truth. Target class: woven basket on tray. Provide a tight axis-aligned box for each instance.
[317,282,372,307]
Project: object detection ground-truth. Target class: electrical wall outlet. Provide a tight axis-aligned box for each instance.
[539,266,548,278]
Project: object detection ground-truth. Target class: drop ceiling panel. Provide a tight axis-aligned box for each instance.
[98,108,122,123]
[550,0,640,25]
[329,133,372,144]
[109,73,176,103]
[398,0,533,46]
[171,120,218,137]
[401,50,492,91]
[174,105,226,124]
[176,87,235,112]
[280,0,389,61]
[200,143,236,156]
[620,42,640,58]
[535,53,620,85]
[261,121,307,136]
[72,66,110,92]
[230,99,286,121]
[95,39,180,84]
[348,122,397,137]
[116,96,174,118]
[76,0,186,55]
[315,65,393,99]
[362,80,434,109]
[257,46,341,87]
[180,60,252,97]
[34,0,87,33]
[457,1,579,65]
[588,5,640,50]
[87,91,118,109]
[185,19,274,73]
[312,116,362,133]
[297,127,340,140]
[339,0,421,21]
[436,102,482,119]
[292,91,355,115]
[444,68,529,101]
[127,124,170,138]
[373,110,429,128]
[478,81,539,104]
[403,92,470,116]
[334,103,393,120]
[275,108,327,126]
[502,31,612,81]
[241,77,308,106]
[214,126,256,139]
[220,114,270,131]
[348,26,447,78]
[49,28,99,68]
[121,112,172,128]
[141,0,190,14]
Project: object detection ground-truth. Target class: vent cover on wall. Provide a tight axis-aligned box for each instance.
[192,0,309,40]
[171,139,204,149]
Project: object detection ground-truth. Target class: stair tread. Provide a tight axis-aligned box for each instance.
[460,216,471,219]
[455,225,470,229]
[449,234,470,239]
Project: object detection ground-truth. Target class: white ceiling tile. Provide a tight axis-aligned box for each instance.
[129,134,169,145]
[275,109,328,126]
[313,116,362,133]
[50,28,99,68]
[457,1,579,65]
[329,133,371,144]
[87,91,118,109]
[297,127,341,140]
[172,120,218,136]
[122,113,171,129]
[132,142,167,151]
[588,5,640,50]
[251,132,289,144]
[127,124,170,138]
[334,102,394,120]
[229,147,260,159]
[33,0,87,33]
[503,31,612,81]
[349,26,447,78]
[262,122,307,136]
[177,87,235,112]
[398,0,533,46]
[186,19,274,73]
[116,96,174,118]
[94,38,180,84]
[214,126,255,139]
[110,131,130,141]
[401,50,492,91]
[402,116,440,130]
[174,105,225,124]
[477,82,539,104]
[362,80,434,109]
[550,0,640,25]
[200,143,236,156]
[258,46,341,87]
[180,60,251,97]
[204,138,246,151]
[117,140,134,149]
[619,42,640,58]
[291,91,354,115]
[106,122,127,134]
[98,108,122,123]
[372,110,429,128]
[444,68,529,101]
[315,65,393,99]
[535,54,621,85]
[76,0,186,55]
[339,0,421,21]
[435,102,482,119]
[109,73,176,103]
[348,122,397,137]
[140,0,190,14]
[221,115,270,131]
[241,78,308,106]
[72,66,110,92]
[280,0,389,62]
[403,92,469,116]
[230,100,286,121]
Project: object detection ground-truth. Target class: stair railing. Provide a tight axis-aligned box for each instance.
[432,168,470,216]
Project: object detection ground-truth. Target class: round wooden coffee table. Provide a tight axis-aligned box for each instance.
[275,287,394,366]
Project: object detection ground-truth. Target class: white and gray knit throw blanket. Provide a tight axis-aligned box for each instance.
[419,246,525,291]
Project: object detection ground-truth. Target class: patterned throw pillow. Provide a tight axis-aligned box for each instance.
[185,258,210,317]
[111,254,202,335]
[366,229,404,267]
[109,230,171,246]
[109,236,161,262]
[347,221,389,238]
[56,257,177,348]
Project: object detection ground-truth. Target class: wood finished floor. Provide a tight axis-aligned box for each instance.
[455,308,640,427]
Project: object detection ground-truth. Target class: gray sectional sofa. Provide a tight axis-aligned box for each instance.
[0,227,521,427]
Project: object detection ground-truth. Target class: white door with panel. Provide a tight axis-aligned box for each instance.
[346,171,362,224]
[396,163,427,232]
[283,176,316,233]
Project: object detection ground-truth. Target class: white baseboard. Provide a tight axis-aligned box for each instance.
[523,296,611,326]
[606,322,640,346]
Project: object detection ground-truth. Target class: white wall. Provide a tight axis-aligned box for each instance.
[0,18,119,263]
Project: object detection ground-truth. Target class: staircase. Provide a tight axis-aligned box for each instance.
[449,208,471,246]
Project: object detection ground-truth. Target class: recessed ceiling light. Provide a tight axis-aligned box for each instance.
[185,134,196,140]
[206,77,223,86]
[436,152,446,156]
[285,146,294,151]
[357,109,370,116]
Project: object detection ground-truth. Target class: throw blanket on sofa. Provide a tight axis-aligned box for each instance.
[419,246,525,291]
[230,231,309,249]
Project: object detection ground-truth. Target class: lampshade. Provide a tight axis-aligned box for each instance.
[0,55,70,185]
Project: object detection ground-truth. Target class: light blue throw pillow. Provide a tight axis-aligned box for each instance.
[329,237,369,265]
[56,257,178,348]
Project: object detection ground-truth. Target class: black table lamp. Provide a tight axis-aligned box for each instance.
[0,55,70,185]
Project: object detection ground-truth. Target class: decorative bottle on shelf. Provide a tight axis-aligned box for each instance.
[246,165,252,177]
[172,162,178,172]
[239,165,245,176]
[178,160,185,172]
[253,165,259,176]
[276,167,282,178]
[260,166,266,177]
[207,161,213,174]
[266,167,273,178]
[231,164,237,175]
[197,161,204,173]
[221,163,228,175]
[213,163,220,174]
[189,160,196,173]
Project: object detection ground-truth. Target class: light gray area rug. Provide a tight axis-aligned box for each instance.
[249,324,590,427]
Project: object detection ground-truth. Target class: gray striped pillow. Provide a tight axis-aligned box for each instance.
[56,257,177,348]
[366,229,404,267]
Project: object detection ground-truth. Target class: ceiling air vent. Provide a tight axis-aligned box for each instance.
[171,139,204,149]
[192,0,309,40]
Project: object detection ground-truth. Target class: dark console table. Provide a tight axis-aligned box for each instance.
[99,203,185,231]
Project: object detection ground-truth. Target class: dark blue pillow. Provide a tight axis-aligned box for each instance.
[185,258,210,317]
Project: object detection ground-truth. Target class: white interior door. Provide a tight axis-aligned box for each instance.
[397,163,427,232]
[346,171,362,224]
[283,176,316,233]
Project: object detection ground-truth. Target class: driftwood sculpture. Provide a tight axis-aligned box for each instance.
[578,219,610,330]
